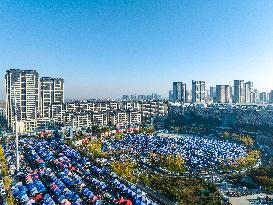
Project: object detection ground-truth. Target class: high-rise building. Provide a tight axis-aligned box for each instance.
[122,95,130,101]
[244,81,253,103]
[251,89,259,104]
[206,90,209,100]
[267,92,271,103]
[40,77,64,118]
[216,85,231,103]
[186,90,191,102]
[5,69,39,130]
[137,95,145,101]
[233,80,245,103]
[168,90,173,101]
[230,86,234,98]
[172,82,186,102]
[259,92,267,104]
[244,83,250,103]
[209,86,216,102]
[130,94,137,101]
[269,90,273,104]
[209,87,216,99]
[192,80,205,103]
[151,93,161,100]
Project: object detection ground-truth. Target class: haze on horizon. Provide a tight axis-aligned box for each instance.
[1,0,273,100]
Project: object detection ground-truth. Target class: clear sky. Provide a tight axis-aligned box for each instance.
[1,0,273,100]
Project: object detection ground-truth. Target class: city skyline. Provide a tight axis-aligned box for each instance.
[1,1,273,100]
[2,68,273,102]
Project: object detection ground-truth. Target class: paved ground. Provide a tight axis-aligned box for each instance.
[230,193,273,205]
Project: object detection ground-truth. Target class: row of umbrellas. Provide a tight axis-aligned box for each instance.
[102,134,248,171]
[5,137,157,205]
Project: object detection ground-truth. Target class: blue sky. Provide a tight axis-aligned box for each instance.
[1,0,273,100]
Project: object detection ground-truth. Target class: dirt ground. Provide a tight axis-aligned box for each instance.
[229,193,273,205]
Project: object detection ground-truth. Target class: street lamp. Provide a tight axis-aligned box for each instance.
[12,88,20,172]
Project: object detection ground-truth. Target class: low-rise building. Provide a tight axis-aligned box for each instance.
[110,110,128,127]
[128,110,142,125]
[49,103,65,125]
[92,112,108,127]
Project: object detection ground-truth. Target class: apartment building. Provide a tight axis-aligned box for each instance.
[5,69,39,130]
[216,85,231,103]
[192,80,206,103]
[40,77,64,118]
[173,82,187,102]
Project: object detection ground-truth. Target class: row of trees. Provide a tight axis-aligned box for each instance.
[222,132,254,147]
[144,174,221,205]
[221,150,260,171]
[87,139,103,158]
[234,134,254,147]
[150,154,185,173]
[0,145,14,204]
[162,154,185,173]
[111,160,137,183]
[138,126,155,134]
[246,165,273,193]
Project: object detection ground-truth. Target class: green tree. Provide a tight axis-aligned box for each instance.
[0,145,15,205]
[112,160,137,183]
[88,139,103,157]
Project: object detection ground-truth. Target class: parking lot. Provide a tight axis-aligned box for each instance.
[3,138,158,205]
